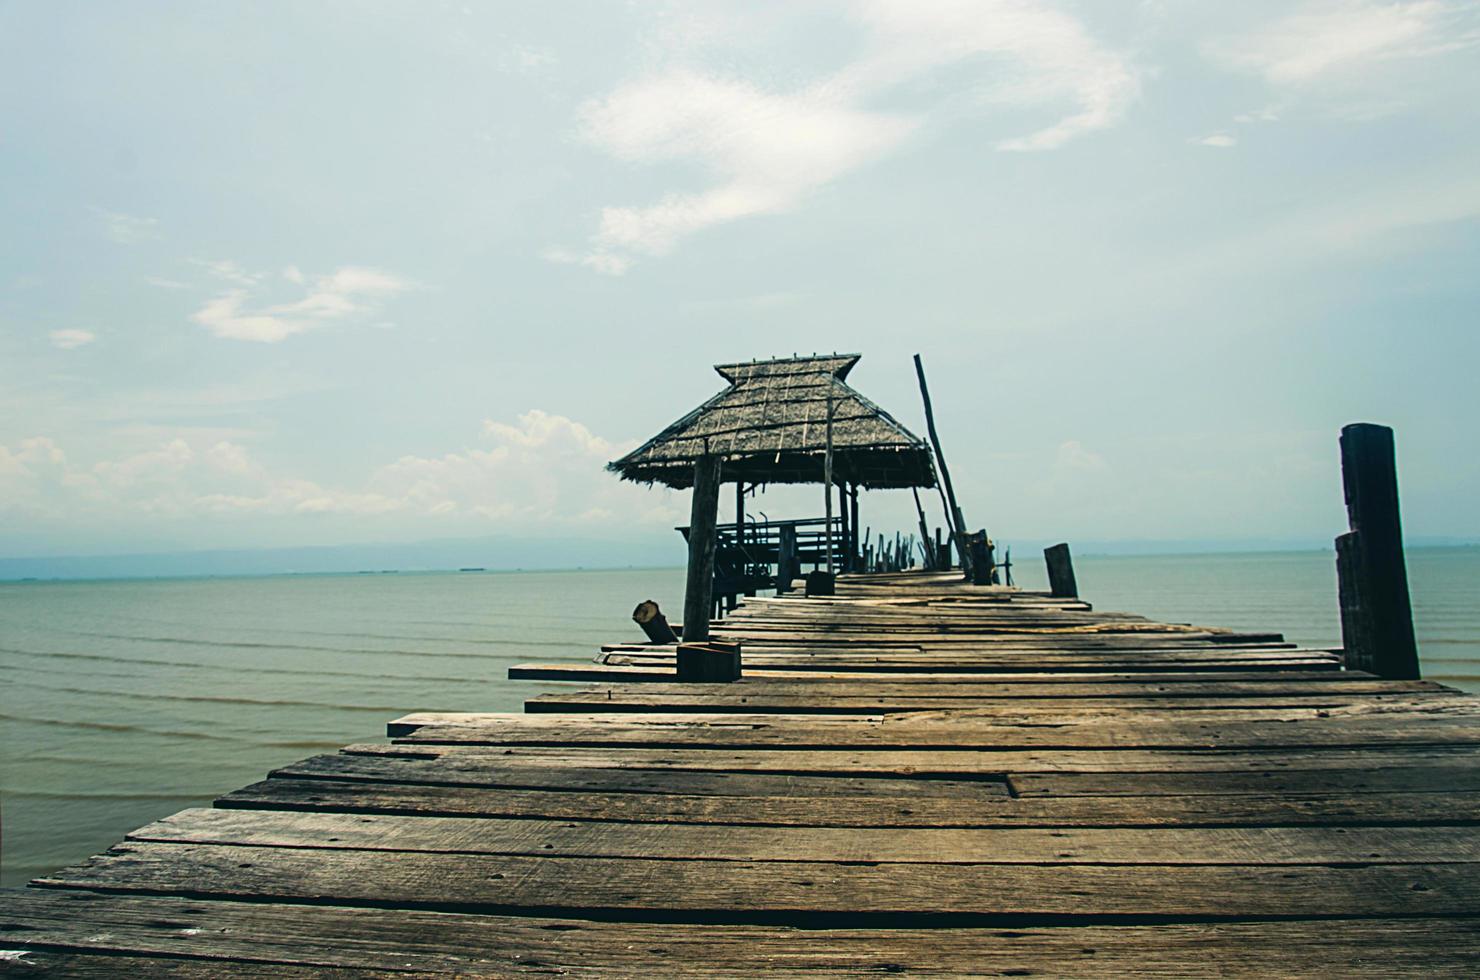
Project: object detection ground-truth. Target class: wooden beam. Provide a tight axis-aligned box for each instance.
[1337,423,1419,680]
[683,455,723,643]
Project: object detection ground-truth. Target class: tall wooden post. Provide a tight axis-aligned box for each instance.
[1044,542,1078,599]
[849,487,860,572]
[683,455,723,644]
[1336,423,1419,679]
[914,354,972,573]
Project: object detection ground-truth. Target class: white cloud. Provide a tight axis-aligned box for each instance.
[559,1,1139,272]
[578,69,916,263]
[1209,1,1478,85]
[0,413,682,530]
[49,328,97,349]
[1196,133,1238,147]
[189,264,413,342]
[1233,106,1281,124]
[95,209,159,245]
[192,258,264,286]
[1055,439,1108,473]
[145,276,189,290]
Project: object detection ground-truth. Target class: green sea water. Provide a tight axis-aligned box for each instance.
[2,549,1477,887]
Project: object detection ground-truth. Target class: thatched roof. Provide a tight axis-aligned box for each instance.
[608,354,937,489]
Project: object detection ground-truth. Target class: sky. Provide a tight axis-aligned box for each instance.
[2,0,1479,567]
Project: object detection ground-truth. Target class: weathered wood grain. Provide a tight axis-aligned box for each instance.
[273,752,1011,798]
[35,842,1480,921]
[218,778,1480,829]
[7,890,1480,976]
[128,807,1480,865]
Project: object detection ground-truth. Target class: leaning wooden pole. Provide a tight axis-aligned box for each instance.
[1336,423,1419,679]
[913,354,971,573]
[682,455,723,644]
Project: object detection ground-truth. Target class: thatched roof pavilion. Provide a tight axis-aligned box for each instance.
[608,354,936,489]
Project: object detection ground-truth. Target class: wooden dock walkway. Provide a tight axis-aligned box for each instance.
[5,570,1480,975]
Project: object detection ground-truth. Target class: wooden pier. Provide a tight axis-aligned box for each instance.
[4,570,1480,975]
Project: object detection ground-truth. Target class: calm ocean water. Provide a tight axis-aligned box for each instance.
[2,548,1476,887]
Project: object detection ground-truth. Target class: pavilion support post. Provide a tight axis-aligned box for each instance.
[838,478,851,573]
[682,455,723,644]
[1336,423,1419,679]
[816,393,838,592]
[735,480,745,547]
[1045,542,1078,599]
[849,486,860,572]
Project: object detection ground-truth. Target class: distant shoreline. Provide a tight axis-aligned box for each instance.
[2,542,1474,585]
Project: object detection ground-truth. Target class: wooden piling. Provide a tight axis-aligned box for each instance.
[1045,542,1078,599]
[776,524,798,593]
[682,455,723,644]
[675,640,742,682]
[1336,423,1420,680]
[631,600,679,645]
[966,531,994,586]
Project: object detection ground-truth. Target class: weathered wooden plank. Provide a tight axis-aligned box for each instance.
[218,778,1480,829]
[514,662,1365,683]
[273,753,1011,798]
[1012,766,1480,797]
[392,714,1480,751]
[523,692,1420,715]
[521,679,1438,699]
[337,742,1480,777]
[7,890,1480,977]
[130,807,1480,865]
[612,658,1328,677]
[0,950,374,978]
[399,698,1471,738]
[36,842,1480,920]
